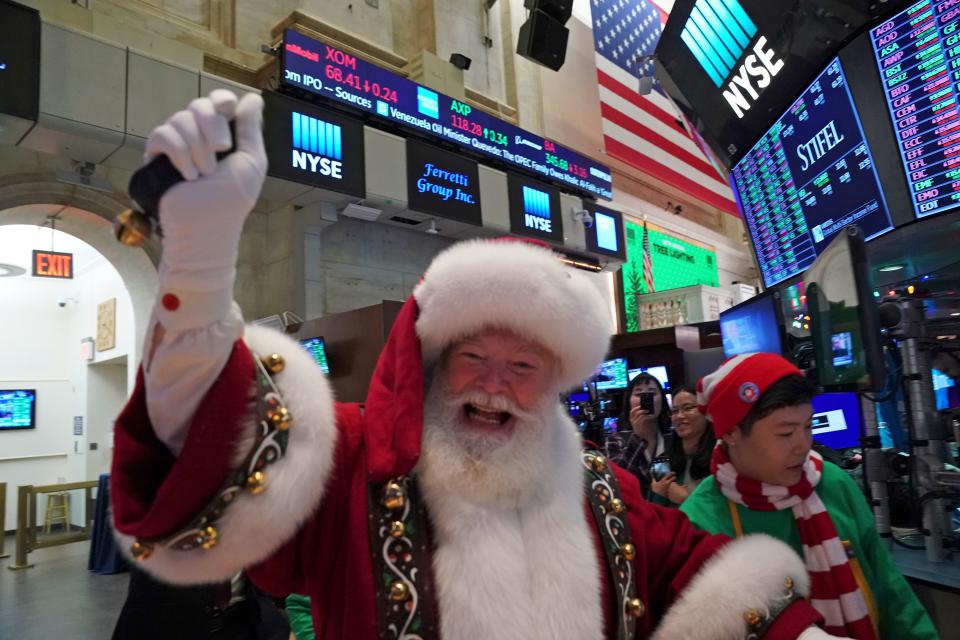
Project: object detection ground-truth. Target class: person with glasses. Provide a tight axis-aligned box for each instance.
[650,387,716,507]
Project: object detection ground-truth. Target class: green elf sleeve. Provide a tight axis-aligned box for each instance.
[286,593,316,640]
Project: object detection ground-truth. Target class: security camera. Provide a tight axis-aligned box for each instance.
[572,208,594,229]
[58,296,67,308]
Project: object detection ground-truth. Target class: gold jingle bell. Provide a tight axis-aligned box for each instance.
[744,609,762,627]
[114,209,154,247]
[383,481,406,511]
[589,454,607,473]
[262,353,285,374]
[627,598,645,618]
[268,406,293,431]
[130,540,154,561]
[620,543,636,561]
[246,470,268,495]
[784,576,794,591]
[199,525,220,550]
[389,580,409,601]
[389,521,406,538]
[609,498,625,514]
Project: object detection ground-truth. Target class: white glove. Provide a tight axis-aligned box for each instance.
[144,89,267,329]
[797,627,852,640]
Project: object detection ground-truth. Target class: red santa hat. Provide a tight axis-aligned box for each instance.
[696,353,804,438]
[363,238,614,481]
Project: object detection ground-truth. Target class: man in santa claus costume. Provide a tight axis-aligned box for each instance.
[110,89,847,640]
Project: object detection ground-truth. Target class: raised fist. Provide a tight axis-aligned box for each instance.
[144,89,267,292]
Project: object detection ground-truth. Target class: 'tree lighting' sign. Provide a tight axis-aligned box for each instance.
[406,139,482,226]
[620,220,719,332]
[281,28,613,199]
[32,250,73,279]
[262,90,366,197]
[506,173,563,243]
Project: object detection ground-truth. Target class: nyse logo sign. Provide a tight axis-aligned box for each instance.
[291,112,343,179]
[522,186,552,233]
[681,0,784,119]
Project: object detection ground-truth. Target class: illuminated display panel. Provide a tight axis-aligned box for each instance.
[281,28,612,199]
[871,0,960,219]
[730,58,893,288]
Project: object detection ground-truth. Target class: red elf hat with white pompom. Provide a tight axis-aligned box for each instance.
[696,353,804,438]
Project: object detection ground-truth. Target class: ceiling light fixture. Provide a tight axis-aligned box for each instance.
[0,263,26,277]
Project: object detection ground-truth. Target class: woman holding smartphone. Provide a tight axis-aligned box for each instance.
[650,386,716,507]
[603,372,672,498]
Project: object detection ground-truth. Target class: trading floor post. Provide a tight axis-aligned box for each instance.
[0,482,7,559]
[7,485,34,571]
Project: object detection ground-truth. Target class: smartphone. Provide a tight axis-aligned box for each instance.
[650,456,671,481]
[639,392,656,413]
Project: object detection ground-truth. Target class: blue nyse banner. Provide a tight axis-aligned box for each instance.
[281,28,613,200]
[263,90,366,197]
[507,173,563,242]
[406,139,482,226]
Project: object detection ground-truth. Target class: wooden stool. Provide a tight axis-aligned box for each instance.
[44,492,70,534]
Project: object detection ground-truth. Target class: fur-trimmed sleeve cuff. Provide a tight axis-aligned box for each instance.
[112,324,337,585]
[652,534,815,640]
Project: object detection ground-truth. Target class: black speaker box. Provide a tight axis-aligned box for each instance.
[517,10,569,72]
[523,0,572,24]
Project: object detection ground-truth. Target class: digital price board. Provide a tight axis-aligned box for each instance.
[730,58,893,288]
[406,139,482,226]
[585,205,626,261]
[872,0,960,219]
[281,28,613,200]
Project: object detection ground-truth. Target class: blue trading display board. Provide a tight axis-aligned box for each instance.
[730,58,893,288]
[281,28,613,200]
[871,0,960,219]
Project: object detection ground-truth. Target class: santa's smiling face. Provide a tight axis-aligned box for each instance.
[419,327,565,505]
[441,328,558,439]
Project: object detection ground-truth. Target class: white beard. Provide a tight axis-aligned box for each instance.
[416,376,604,640]
[417,376,560,509]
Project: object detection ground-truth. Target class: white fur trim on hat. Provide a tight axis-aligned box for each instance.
[413,239,612,390]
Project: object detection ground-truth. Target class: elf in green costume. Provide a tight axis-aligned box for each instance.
[681,353,938,640]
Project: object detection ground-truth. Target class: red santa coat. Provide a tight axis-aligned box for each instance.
[112,316,822,639]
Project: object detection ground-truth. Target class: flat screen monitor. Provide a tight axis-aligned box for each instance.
[628,365,670,391]
[0,389,36,430]
[933,368,959,410]
[804,226,886,391]
[594,358,629,391]
[871,1,960,220]
[729,57,893,288]
[719,292,784,357]
[298,337,330,374]
[812,392,862,450]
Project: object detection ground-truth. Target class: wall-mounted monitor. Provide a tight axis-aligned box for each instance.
[730,57,893,288]
[585,206,626,261]
[719,292,784,357]
[812,391,862,450]
[594,358,629,391]
[406,139,482,226]
[871,0,960,220]
[933,368,959,410]
[0,389,36,431]
[298,337,330,374]
[506,173,563,243]
[0,1,40,121]
[263,90,366,197]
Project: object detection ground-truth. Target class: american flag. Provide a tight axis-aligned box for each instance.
[590,0,737,215]
[642,220,655,292]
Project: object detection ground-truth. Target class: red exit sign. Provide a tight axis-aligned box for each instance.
[32,250,73,279]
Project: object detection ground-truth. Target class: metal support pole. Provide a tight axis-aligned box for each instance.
[0,482,8,559]
[7,486,34,570]
[860,395,891,538]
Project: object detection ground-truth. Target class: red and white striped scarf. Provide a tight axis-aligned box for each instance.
[711,445,878,639]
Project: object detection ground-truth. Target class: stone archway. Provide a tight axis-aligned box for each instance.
[0,172,159,365]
